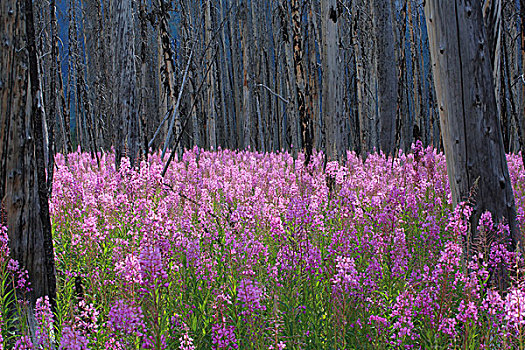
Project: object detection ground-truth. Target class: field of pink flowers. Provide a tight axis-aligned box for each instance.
[2,142,525,349]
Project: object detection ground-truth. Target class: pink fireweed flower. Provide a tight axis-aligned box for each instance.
[105,338,127,350]
[437,241,462,273]
[115,253,143,285]
[456,300,478,325]
[505,287,525,329]
[446,201,472,239]
[478,211,495,232]
[35,296,54,348]
[391,290,416,343]
[7,259,31,292]
[368,315,390,336]
[331,256,360,295]
[482,289,504,317]
[14,336,32,350]
[268,341,286,350]
[0,224,9,261]
[139,244,168,290]
[75,300,99,336]
[108,300,145,337]
[81,214,102,241]
[489,241,516,271]
[59,326,89,350]
[179,332,195,350]
[211,322,238,350]
[437,317,457,338]
[237,279,266,315]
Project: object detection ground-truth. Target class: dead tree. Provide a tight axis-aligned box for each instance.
[112,0,138,167]
[424,0,521,285]
[1,0,57,308]
[371,0,398,155]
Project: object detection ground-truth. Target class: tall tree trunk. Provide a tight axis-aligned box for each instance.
[371,0,398,155]
[205,0,217,150]
[321,0,339,160]
[251,0,265,152]
[279,1,299,152]
[502,24,521,156]
[48,0,59,189]
[408,0,423,145]
[520,0,525,166]
[67,0,82,150]
[308,2,321,151]
[57,42,73,155]
[396,0,411,152]
[138,0,150,159]
[112,0,138,167]
[424,0,520,286]
[353,1,370,155]
[290,0,313,165]
[1,0,57,308]
[158,0,179,154]
[240,2,254,149]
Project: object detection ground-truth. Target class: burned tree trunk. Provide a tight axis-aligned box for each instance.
[158,0,181,155]
[483,0,503,117]
[290,0,313,165]
[205,0,217,150]
[240,2,254,149]
[321,0,340,160]
[1,0,57,308]
[371,0,398,156]
[112,0,138,167]
[520,0,525,166]
[424,0,521,280]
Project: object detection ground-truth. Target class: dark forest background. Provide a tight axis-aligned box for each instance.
[29,0,524,164]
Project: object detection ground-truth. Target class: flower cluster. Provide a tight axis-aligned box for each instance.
[107,299,145,337]
[38,146,525,348]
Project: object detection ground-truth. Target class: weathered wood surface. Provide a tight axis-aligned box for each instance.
[424,0,521,258]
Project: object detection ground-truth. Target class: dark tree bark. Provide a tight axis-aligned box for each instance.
[205,0,217,150]
[48,0,59,190]
[158,0,181,156]
[321,0,341,160]
[290,0,313,165]
[520,0,525,167]
[424,0,521,280]
[1,0,57,308]
[483,0,502,116]
[371,0,398,156]
[240,1,254,149]
[112,0,138,168]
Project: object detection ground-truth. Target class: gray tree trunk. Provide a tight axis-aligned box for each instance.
[308,3,321,151]
[112,0,138,167]
[290,0,313,164]
[353,1,374,155]
[240,2,254,149]
[205,0,217,150]
[424,0,521,270]
[371,0,398,155]
[520,0,525,167]
[321,0,340,160]
[1,0,57,307]
[483,0,503,118]
[408,0,423,145]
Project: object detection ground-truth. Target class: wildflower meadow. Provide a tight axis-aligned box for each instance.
[2,142,525,349]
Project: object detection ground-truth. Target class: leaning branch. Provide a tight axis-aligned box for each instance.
[161,45,195,160]
[256,83,289,104]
